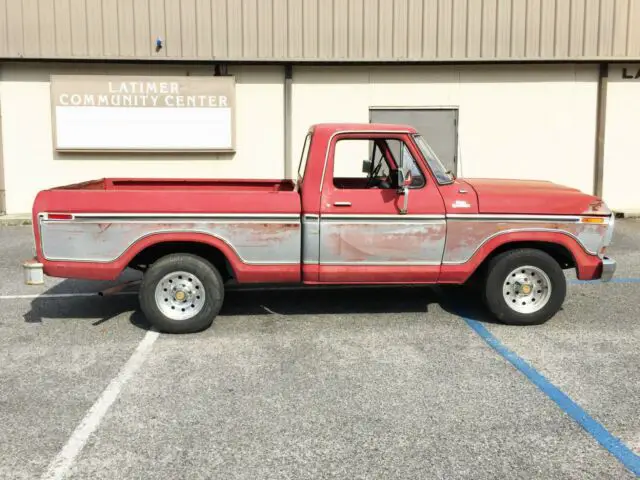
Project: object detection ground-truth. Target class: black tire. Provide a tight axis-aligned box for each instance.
[138,253,224,334]
[483,248,566,326]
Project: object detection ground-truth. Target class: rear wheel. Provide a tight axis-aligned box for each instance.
[483,248,566,326]
[139,253,224,334]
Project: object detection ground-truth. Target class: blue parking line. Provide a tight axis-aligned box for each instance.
[464,318,640,477]
[569,277,640,285]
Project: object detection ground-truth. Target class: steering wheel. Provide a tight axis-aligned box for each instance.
[366,160,387,188]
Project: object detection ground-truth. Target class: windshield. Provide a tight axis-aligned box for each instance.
[412,134,454,184]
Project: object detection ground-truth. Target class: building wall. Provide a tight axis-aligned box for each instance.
[0,63,285,213]
[602,64,640,214]
[1,0,638,63]
[2,61,637,214]
[291,64,599,197]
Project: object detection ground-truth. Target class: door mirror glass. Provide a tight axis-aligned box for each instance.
[403,170,413,186]
[396,169,412,192]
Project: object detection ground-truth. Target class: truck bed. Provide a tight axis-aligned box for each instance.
[34,178,300,215]
[55,177,296,192]
[31,177,302,282]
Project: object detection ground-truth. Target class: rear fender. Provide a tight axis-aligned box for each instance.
[119,232,243,276]
[41,232,244,281]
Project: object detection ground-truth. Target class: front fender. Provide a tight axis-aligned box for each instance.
[439,230,602,283]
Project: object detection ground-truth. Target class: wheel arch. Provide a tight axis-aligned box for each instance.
[124,233,240,282]
[444,230,595,285]
[482,240,576,270]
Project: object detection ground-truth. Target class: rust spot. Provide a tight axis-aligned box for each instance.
[326,224,446,263]
[235,223,299,244]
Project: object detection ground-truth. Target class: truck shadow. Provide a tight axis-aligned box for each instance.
[23,278,500,329]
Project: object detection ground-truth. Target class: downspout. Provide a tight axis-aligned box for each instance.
[284,64,293,178]
[593,63,608,198]
[0,99,5,215]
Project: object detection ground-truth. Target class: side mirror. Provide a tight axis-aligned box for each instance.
[398,170,411,214]
[403,170,413,186]
[362,160,372,174]
[396,170,412,192]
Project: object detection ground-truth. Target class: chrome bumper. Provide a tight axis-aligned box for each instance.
[600,256,617,282]
[22,257,44,285]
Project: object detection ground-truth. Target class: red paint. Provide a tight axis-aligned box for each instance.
[31,123,613,286]
[463,178,604,215]
[316,265,442,284]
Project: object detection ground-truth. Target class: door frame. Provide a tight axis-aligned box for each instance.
[317,130,447,284]
[369,106,461,177]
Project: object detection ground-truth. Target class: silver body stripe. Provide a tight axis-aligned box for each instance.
[319,216,446,266]
[442,219,607,264]
[38,212,607,267]
[39,216,301,265]
[302,215,320,264]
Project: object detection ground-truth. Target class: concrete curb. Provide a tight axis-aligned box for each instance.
[0,215,32,226]
[614,211,640,219]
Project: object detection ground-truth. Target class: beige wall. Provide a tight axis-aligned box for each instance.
[0,63,285,213]
[602,64,640,214]
[3,61,637,215]
[291,64,599,198]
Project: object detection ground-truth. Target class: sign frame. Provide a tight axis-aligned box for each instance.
[50,74,236,153]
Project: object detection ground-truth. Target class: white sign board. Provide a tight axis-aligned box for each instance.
[50,75,236,152]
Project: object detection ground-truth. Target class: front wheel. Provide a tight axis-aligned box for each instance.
[483,248,567,326]
[139,253,225,334]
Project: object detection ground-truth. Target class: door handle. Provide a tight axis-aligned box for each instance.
[333,201,352,207]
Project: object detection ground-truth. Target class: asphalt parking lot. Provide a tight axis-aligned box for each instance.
[1,220,639,479]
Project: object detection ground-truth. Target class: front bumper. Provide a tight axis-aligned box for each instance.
[600,256,617,282]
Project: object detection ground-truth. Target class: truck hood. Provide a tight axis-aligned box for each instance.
[462,178,608,216]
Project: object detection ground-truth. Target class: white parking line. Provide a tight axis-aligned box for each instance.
[0,284,426,300]
[0,292,137,300]
[40,329,160,480]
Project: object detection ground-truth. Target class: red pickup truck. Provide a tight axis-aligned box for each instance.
[24,123,616,333]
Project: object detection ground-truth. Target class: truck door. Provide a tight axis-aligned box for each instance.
[318,132,447,284]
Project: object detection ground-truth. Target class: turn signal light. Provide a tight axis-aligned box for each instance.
[580,217,606,224]
[47,213,73,220]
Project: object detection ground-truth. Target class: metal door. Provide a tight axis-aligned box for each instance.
[370,108,458,174]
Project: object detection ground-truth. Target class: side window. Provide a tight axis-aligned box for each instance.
[296,133,312,182]
[332,137,425,190]
[400,142,426,188]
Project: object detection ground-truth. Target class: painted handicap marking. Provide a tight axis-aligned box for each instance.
[464,318,640,477]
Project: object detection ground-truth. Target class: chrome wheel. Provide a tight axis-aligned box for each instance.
[154,271,206,321]
[502,265,552,314]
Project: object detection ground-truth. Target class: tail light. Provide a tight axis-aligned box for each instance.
[46,213,73,220]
